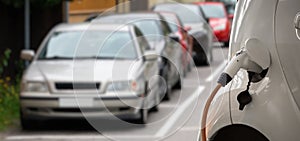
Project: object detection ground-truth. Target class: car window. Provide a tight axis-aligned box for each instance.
[159,17,173,35]
[134,27,151,51]
[154,4,204,24]
[134,20,163,42]
[201,4,226,18]
[161,14,179,33]
[38,31,137,60]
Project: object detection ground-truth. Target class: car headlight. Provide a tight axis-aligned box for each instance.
[106,80,141,93]
[25,82,48,92]
[214,23,226,31]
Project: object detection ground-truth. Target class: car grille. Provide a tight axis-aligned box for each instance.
[55,82,100,90]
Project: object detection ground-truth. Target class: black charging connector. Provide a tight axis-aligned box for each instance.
[237,72,255,111]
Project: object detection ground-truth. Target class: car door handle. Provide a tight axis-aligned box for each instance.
[294,12,300,30]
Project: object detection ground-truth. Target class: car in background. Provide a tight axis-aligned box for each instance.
[94,12,183,100]
[195,2,231,46]
[20,23,161,128]
[212,0,236,21]
[158,12,193,74]
[153,3,214,66]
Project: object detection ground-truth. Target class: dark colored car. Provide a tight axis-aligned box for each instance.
[93,12,183,100]
[153,3,214,65]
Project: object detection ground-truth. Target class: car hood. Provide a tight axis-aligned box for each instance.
[185,23,205,34]
[24,60,142,82]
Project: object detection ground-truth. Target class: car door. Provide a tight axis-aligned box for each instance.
[159,17,182,85]
[134,27,159,107]
[275,0,300,109]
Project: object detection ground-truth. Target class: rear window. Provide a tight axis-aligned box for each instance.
[201,4,226,18]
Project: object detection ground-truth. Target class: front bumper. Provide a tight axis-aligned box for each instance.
[20,93,144,120]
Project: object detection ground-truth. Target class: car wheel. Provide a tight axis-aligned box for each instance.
[173,76,182,89]
[151,93,160,112]
[224,41,230,47]
[194,49,209,66]
[162,83,171,101]
[136,108,148,124]
[20,112,36,130]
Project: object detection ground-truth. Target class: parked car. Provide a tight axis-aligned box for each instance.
[158,11,193,73]
[153,3,214,65]
[94,12,183,100]
[212,0,236,20]
[20,23,161,128]
[201,0,300,141]
[195,2,231,46]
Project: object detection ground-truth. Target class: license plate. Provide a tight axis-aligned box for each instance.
[59,98,93,107]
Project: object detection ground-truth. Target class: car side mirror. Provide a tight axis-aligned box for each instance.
[21,49,35,61]
[228,14,234,20]
[169,34,180,42]
[183,26,191,32]
[144,50,158,61]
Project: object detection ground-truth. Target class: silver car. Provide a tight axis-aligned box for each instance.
[20,23,161,129]
[153,3,214,66]
[94,12,184,100]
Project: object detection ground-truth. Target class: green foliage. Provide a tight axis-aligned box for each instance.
[1,0,62,8]
[0,78,19,130]
[0,49,11,75]
[0,48,21,130]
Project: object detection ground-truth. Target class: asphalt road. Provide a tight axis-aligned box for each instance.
[2,47,228,141]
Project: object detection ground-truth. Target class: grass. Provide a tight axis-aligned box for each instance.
[0,77,20,131]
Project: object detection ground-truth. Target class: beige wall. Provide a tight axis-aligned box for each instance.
[148,0,205,9]
[69,0,116,23]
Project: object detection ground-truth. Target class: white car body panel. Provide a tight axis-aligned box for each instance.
[207,0,300,140]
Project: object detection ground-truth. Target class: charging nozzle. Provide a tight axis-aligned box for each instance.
[218,38,271,87]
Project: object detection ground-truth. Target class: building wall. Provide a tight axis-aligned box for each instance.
[69,0,116,23]
[148,0,204,9]
[67,0,205,23]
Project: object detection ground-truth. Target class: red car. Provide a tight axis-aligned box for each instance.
[159,12,193,74]
[195,2,231,46]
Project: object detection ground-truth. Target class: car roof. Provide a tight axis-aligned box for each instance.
[195,2,225,5]
[93,12,162,23]
[53,23,132,32]
[153,3,198,8]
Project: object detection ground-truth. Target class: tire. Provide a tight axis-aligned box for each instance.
[20,112,36,130]
[162,84,171,101]
[150,93,160,112]
[173,77,182,89]
[224,41,230,47]
[136,108,148,124]
[160,62,171,101]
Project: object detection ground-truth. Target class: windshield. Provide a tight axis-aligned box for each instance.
[201,4,226,18]
[38,31,137,60]
[161,14,179,33]
[134,20,163,42]
[154,4,204,24]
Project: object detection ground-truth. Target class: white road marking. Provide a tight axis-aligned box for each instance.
[159,104,178,108]
[6,135,153,140]
[205,60,227,82]
[154,86,205,137]
[180,126,201,131]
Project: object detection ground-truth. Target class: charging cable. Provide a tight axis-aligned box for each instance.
[199,40,270,141]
